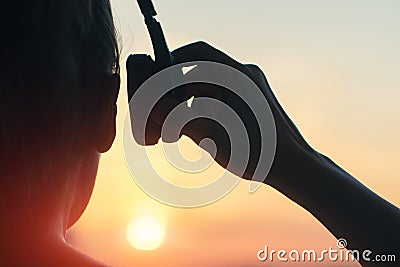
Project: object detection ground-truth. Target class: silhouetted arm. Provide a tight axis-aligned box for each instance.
[146,41,400,266]
[248,59,400,265]
[267,150,399,266]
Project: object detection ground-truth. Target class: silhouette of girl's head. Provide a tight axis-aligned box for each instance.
[0,0,120,227]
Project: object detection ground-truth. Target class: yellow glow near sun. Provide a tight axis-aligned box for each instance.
[126,216,165,251]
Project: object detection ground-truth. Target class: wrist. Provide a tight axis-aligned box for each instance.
[265,145,327,188]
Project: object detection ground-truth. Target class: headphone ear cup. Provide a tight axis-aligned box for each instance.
[127,54,157,100]
[127,54,160,146]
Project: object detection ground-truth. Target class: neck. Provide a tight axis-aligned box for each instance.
[0,152,103,266]
[0,185,71,247]
[0,174,76,265]
[0,188,107,267]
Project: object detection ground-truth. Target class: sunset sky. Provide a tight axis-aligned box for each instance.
[67,1,400,266]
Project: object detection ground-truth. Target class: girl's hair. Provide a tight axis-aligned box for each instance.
[0,0,120,183]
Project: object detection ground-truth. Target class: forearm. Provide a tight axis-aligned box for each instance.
[267,150,400,259]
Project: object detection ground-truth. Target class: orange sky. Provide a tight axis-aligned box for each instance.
[66,1,399,266]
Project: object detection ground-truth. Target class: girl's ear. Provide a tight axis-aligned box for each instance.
[95,73,120,153]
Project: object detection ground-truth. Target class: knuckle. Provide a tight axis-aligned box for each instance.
[192,40,210,48]
[246,64,262,73]
[190,40,214,53]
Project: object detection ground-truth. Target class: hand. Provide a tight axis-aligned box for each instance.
[128,41,320,184]
[127,43,400,264]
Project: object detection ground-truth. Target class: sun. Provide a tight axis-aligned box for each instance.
[126,216,165,251]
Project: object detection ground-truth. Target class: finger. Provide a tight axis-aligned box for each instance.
[172,41,253,78]
[148,91,201,143]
